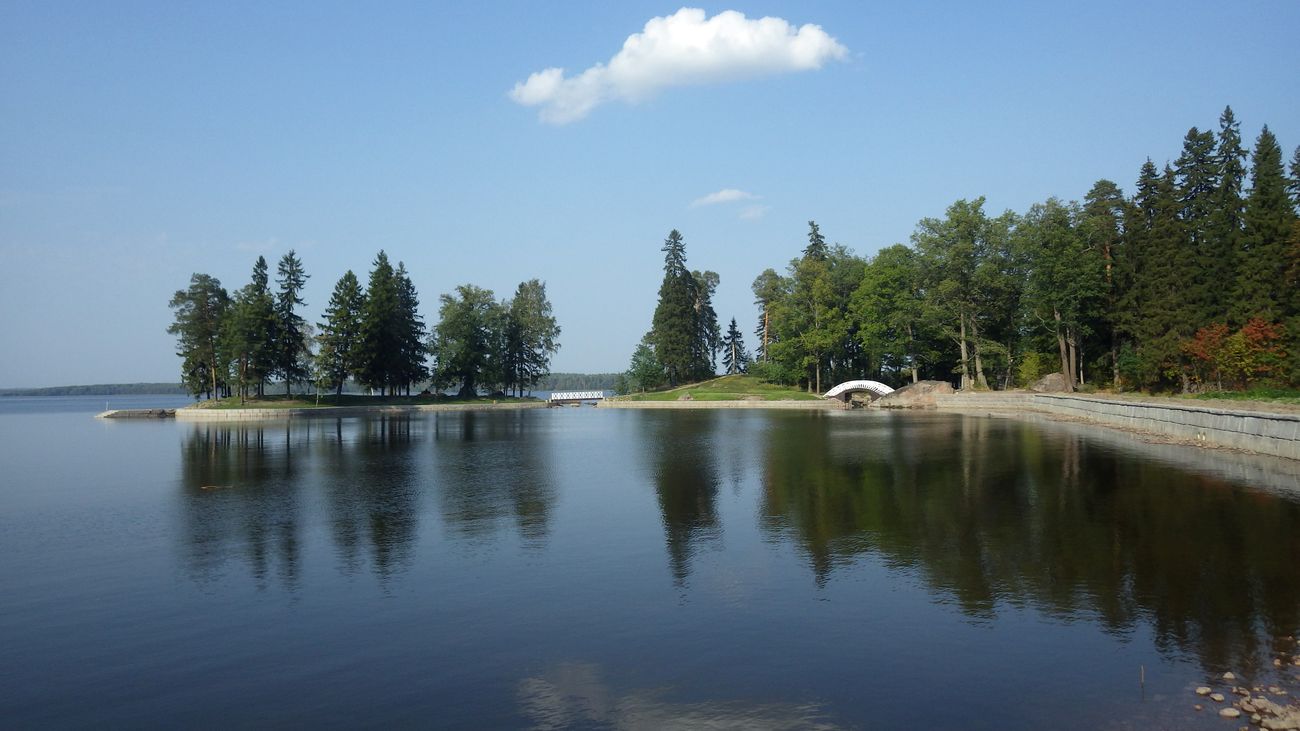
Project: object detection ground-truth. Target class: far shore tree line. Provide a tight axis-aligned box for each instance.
[624,106,1300,395]
[168,251,560,401]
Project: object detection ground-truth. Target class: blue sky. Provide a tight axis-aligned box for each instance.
[2,1,1298,388]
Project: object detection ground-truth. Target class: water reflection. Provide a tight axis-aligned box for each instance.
[760,412,1300,674]
[432,411,556,544]
[638,411,722,585]
[516,662,840,730]
[178,412,557,584]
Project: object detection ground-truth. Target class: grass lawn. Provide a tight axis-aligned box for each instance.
[611,375,821,401]
[188,393,540,410]
[1185,388,1300,406]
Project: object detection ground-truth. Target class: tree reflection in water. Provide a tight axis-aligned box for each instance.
[759,411,1300,676]
[639,410,722,586]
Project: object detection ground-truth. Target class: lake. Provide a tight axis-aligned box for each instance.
[1,397,1298,729]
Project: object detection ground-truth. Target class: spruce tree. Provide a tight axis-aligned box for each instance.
[223,257,277,402]
[803,220,827,260]
[273,250,310,395]
[721,317,749,374]
[393,263,428,395]
[1207,106,1247,324]
[1175,127,1220,323]
[1081,179,1126,387]
[1234,126,1295,322]
[357,251,400,394]
[691,270,721,378]
[650,230,699,386]
[316,270,365,399]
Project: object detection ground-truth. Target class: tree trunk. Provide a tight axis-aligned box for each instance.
[1054,308,1075,392]
[958,314,970,390]
[969,316,989,390]
[762,308,769,362]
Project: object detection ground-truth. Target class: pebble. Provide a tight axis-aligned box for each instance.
[1243,700,1259,713]
[1196,687,1212,696]
[1194,704,1203,711]
[1220,707,1241,718]
[1224,672,1237,681]
[1211,693,1226,702]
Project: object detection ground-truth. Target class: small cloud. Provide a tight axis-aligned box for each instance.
[510,8,848,124]
[691,188,759,208]
[739,205,769,220]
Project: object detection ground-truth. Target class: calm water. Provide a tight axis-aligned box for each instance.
[2,398,1299,729]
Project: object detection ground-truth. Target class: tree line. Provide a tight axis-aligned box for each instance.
[168,251,560,401]
[627,106,1299,394]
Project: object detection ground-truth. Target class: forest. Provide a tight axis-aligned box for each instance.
[168,251,560,401]
[628,106,1300,394]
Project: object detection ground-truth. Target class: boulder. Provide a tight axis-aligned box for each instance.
[875,380,955,409]
[1031,372,1071,393]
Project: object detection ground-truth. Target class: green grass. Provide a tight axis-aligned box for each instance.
[612,375,821,402]
[1186,388,1300,405]
[188,393,540,410]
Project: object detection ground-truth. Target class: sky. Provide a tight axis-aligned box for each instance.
[2,1,1298,388]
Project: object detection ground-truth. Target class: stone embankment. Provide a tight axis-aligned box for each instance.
[928,392,1300,461]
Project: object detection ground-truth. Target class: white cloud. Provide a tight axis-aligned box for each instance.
[690,188,758,207]
[739,204,769,220]
[510,8,848,124]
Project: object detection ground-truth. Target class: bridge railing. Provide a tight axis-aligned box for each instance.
[548,390,606,402]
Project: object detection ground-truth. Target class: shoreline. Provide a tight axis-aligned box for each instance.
[94,392,1300,461]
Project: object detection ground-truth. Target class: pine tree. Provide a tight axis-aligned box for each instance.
[1081,179,1126,387]
[721,317,749,374]
[315,270,365,399]
[650,230,700,386]
[691,270,721,378]
[273,250,310,395]
[168,274,229,399]
[1234,126,1295,322]
[750,268,784,363]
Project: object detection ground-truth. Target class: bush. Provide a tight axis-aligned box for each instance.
[1016,352,1054,387]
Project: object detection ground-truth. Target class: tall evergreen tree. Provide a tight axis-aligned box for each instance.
[315,270,365,399]
[223,257,277,402]
[1207,106,1247,323]
[1175,126,1220,323]
[167,273,229,399]
[803,220,828,261]
[750,268,784,363]
[357,251,401,394]
[1081,179,1126,387]
[692,270,721,377]
[1234,126,1295,322]
[273,250,310,395]
[650,230,700,386]
[721,317,749,374]
[393,262,429,395]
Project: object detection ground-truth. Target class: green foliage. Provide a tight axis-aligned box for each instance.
[167,273,230,399]
[721,317,749,374]
[430,284,500,398]
[273,250,311,394]
[501,279,561,396]
[1016,352,1053,387]
[1234,126,1297,323]
[624,335,666,393]
[649,230,714,385]
[315,270,365,397]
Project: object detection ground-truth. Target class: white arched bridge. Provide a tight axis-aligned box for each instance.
[823,380,895,402]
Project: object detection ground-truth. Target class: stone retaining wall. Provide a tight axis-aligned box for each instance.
[930,392,1300,460]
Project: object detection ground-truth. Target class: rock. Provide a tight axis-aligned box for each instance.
[1262,713,1300,731]
[1194,704,1203,711]
[1211,693,1226,702]
[1220,707,1241,718]
[677,393,693,401]
[1254,715,1264,725]
[1242,700,1258,713]
[1224,672,1237,681]
[874,380,954,409]
[1269,686,1283,694]
[1030,372,1070,393]
[1196,687,1212,696]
